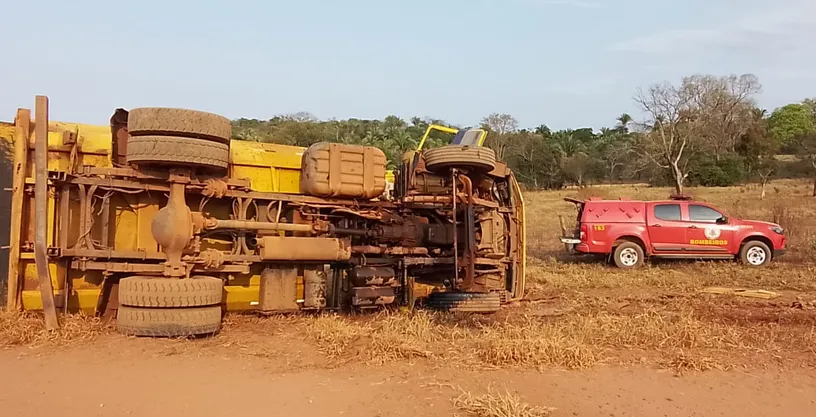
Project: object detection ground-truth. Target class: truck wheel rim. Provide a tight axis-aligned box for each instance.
[746,247,767,265]
[620,248,638,266]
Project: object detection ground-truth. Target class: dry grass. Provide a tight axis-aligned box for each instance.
[453,386,555,417]
[296,306,816,370]
[472,317,597,369]
[0,311,111,348]
[306,311,442,363]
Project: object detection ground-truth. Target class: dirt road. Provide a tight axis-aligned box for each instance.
[1,337,814,417]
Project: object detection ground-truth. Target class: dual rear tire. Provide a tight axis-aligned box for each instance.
[119,108,231,336]
[116,276,224,337]
[126,107,232,173]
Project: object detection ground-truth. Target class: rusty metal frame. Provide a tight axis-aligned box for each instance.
[451,169,458,287]
[70,260,250,275]
[6,108,31,311]
[33,96,59,329]
[42,172,398,211]
[80,165,251,189]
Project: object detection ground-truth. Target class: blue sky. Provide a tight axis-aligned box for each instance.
[1,0,814,130]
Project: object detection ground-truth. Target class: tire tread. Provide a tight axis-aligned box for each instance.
[116,306,222,337]
[127,135,229,170]
[424,145,496,173]
[119,276,223,308]
[128,107,232,143]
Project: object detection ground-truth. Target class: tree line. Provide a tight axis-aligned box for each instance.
[231,73,816,197]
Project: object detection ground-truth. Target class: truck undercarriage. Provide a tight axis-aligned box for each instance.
[3,96,526,336]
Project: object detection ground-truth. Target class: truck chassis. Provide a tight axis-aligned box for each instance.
[4,96,526,336]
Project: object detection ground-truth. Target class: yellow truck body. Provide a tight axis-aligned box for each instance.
[1,116,311,313]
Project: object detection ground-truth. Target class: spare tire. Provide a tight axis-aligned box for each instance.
[118,276,223,308]
[127,135,229,171]
[116,306,222,337]
[423,145,496,173]
[128,107,232,143]
[425,291,501,313]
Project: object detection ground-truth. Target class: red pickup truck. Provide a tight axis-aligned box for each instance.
[560,196,786,268]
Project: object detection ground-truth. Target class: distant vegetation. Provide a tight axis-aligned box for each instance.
[232,73,816,196]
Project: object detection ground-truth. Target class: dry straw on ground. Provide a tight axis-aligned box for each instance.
[298,305,815,370]
[453,386,555,417]
[0,311,111,348]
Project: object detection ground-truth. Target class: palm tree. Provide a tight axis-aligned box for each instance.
[534,124,552,137]
[616,113,633,133]
[551,130,584,158]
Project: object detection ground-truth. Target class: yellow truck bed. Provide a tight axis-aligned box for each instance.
[2,115,312,313]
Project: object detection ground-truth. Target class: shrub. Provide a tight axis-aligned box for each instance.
[688,155,746,187]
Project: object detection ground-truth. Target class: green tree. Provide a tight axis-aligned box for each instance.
[768,103,816,147]
[736,108,776,198]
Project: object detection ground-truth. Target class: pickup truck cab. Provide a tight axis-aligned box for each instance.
[560,196,786,269]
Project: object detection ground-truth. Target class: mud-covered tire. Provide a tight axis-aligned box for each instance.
[118,276,223,308]
[424,145,496,173]
[127,107,232,143]
[425,292,501,313]
[613,241,645,269]
[116,306,222,337]
[127,136,229,171]
[740,240,772,267]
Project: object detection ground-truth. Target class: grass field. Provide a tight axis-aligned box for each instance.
[2,180,815,372]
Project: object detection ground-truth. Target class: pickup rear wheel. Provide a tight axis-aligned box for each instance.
[740,241,771,267]
[613,242,644,269]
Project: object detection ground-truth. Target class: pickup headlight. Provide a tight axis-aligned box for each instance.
[771,226,784,235]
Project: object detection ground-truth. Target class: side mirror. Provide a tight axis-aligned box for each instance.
[716,216,728,225]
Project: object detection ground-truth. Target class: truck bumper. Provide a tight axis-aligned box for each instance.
[559,237,582,246]
[559,237,584,254]
[774,248,787,258]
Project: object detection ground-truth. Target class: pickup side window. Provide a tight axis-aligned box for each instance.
[654,204,681,221]
[689,204,723,223]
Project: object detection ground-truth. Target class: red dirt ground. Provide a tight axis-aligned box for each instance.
[1,337,814,417]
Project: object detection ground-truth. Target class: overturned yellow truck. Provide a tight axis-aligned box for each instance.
[2,96,526,336]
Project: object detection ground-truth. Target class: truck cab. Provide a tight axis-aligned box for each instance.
[560,196,786,268]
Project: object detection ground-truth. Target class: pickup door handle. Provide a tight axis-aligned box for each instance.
[652,224,661,227]
[688,225,698,229]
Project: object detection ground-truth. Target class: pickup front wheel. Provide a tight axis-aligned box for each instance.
[740,241,772,267]
[613,242,644,269]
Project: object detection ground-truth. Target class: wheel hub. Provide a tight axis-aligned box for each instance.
[746,246,767,265]
[620,247,639,266]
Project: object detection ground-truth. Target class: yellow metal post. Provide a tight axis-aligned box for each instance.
[415,124,460,151]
